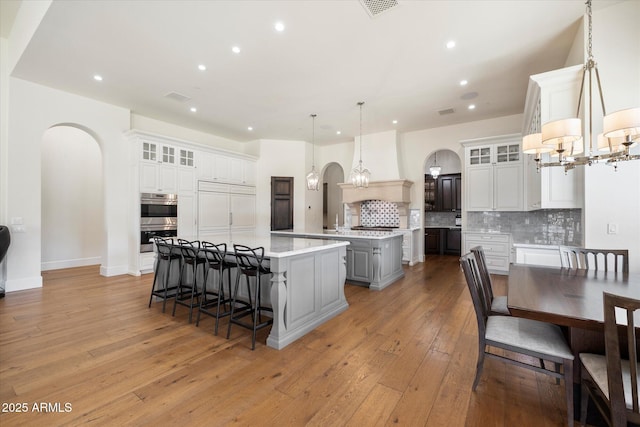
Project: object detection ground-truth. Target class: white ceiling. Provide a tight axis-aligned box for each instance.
[7,0,621,144]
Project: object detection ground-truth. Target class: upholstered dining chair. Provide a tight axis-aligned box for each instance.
[470,246,510,315]
[460,252,575,427]
[559,247,629,273]
[579,292,640,427]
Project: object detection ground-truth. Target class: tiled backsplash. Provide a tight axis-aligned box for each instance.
[360,200,400,227]
[424,211,458,227]
[466,209,582,245]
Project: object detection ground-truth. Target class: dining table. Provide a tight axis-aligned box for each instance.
[507,264,640,380]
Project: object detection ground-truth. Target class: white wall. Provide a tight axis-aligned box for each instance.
[582,0,640,272]
[254,139,308,234]
[41,126,103,270]
[6,78,130,291]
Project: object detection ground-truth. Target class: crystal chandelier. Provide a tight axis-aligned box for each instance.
[350,101,371,188]
[429,152,442,178]
[306,113,320,191]
[523,0,639,172]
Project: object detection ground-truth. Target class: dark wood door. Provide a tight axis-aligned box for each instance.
[271,177,294,231]
[424,174,436,212]
[454,175,462,211]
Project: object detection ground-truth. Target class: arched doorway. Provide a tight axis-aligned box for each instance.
[322,163,344,229]
[423,149,462,256]
[41,125,104,270]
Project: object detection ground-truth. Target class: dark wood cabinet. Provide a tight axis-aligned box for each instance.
[444,228,461,255]
[425,227,461,255]
[436,174,462,212]
[424,229,442,254]
[424,175,436,212]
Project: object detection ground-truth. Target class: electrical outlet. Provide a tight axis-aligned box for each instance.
[607,223,618,234]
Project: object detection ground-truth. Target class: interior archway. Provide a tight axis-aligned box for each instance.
[322,163,345,229]
[41,125,104,271]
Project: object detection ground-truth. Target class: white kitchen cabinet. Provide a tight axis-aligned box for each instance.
[463,232,512,274]
[462,134,523,211]
[401,228,420,266]
[197,181,256,241]
[177,192,196,241]
[523,65,584,210]
[140,162,177,194]
[196,153,256,185]
[177,168,195,194]
[513,244,561,267]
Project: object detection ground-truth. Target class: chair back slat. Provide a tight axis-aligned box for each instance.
[233,244,267,273]
[200,241,227,267]
[460,253,489,335]
[177,239,201,259]
[470,246,493,314]
[559,247,629,273]
[602,292,640,425]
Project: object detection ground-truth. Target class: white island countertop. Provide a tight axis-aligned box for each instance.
[274,229,405,240]
[211,235,349,258]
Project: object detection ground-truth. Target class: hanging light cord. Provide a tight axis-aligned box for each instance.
[358,101,364,163]
[311,113,316,167]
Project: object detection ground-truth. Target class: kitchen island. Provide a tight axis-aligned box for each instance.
[160,235,349,350]
[272,230,404,291]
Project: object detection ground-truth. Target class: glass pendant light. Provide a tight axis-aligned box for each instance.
[350,101,371,188]
[306,113,320,191]
[429,152,442,178]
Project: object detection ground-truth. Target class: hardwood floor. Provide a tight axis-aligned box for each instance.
[1,256,579,426]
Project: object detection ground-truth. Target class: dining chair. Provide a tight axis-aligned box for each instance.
[460,252,575,427]
[195,242,235,335]
[227,245,273,350]
[559,247,629,273]
[579,292,640,427]
[470,246,510,315]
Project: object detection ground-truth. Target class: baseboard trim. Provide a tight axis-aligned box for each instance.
[41,257,101,271]
[5,275,43,292]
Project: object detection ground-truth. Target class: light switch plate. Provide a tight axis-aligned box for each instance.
[607,223,618,234]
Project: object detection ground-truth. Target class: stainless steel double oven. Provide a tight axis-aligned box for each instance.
[140,193,178,253]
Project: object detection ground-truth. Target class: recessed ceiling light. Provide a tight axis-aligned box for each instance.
[460,79,468,86]
[468,104,476,110]
[198,64,206,71]
[232,46,241,54]
[274,21,285,32]
[190,107,197,113]
[392,120,398,124]
[446,40,456,49]
[247,126,253,131]
[93,74,103,81]
[336,131,341,135]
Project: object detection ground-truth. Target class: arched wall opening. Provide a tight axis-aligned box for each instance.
[322,162,344,229]
[41,124,104,270]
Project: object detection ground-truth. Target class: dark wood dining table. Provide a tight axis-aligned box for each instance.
[507,264,640,380]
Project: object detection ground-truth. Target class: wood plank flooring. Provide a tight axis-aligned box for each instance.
[0,255,583,426]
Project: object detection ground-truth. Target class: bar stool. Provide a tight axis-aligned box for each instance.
[195,242,236,335]
[148,237,181,312]
[172,239,206,323]
[226,245,273,350]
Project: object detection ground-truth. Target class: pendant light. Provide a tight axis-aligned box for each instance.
[306,113,320,191]
[429,152,442,178]
[350,101,371,188]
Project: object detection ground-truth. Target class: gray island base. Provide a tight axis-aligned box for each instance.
[272,230,405,291]
[163,235,350,350]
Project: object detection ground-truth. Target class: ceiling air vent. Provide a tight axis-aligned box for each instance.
[438,108,455,116]
[359,0,399,18]
[164,92,191,103]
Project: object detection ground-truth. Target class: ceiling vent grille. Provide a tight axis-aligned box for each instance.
[164,92,191,103]
[438,108,455,116]
[359,0,399,18]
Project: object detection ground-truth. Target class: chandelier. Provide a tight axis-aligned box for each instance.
[429,152,442,178]
[350,101,371,188]
[306,113,320,191]
[523,0,639,172]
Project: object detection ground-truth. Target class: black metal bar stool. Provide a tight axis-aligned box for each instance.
[172,239,206,323]
[148,237,181,312]
[195,242,236,335]
[226,245,273,350]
